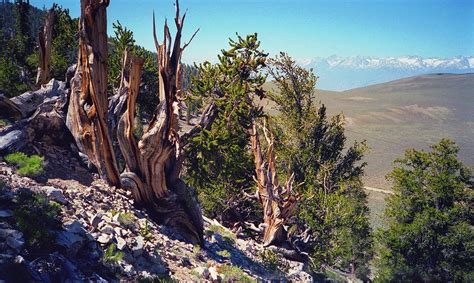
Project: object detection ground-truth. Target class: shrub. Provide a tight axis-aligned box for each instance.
[117,212,135,227]
[139,220,153,240]
[13,189,61,250]
[5,152,44,176]
[217,265,253,282]
[102,243,124,265]
[258,249,289,274]
[0,119,11,127]
[216,249,231,258]
[207,224,236,245]
[192,245,202,258]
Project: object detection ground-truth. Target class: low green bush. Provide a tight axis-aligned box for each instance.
[0,119,11,127]
[5,152,44,176]
[258,249,289,273]
[207,224,236,245]
[139,221,153,240]
[117,212,135,227]
[103,243,124,265]
[13,190,61,249]
[217,265,253,282]
[216,249,231,258]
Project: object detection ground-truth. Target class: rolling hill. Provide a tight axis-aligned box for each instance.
[263,73,474,189]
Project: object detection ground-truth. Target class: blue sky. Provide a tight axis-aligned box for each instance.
[30,0,474,63]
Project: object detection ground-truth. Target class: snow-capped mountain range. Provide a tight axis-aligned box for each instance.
[299,55,474,91]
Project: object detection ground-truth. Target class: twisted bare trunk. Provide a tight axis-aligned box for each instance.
[116,1,203,243]
[36,6,55,86]
[251,121,299,246]
[66,0,120,185]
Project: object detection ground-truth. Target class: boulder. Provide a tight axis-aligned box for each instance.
[116,236,127,250]
[0,128,28,153]
[44,186,67,204]
[100,225,115,235]
[90,213,103,228]
[132,236,144,256]
[0,210,13,218]
[97,233,112,245]
[56,231,84,256]
[63,220,86,236]
[287,270,313,282]
[209,266,220,281]
[0,228,22,239]
[6,235,25,249]
[193,266,209,279]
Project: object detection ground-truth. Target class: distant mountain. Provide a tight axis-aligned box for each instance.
[0,2,45,38]
[300,55,474,91]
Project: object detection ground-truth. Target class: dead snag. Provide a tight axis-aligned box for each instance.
[117,0,203,243]
[67,0,120,185]
[251,121,299,246]
[36,6,55,86]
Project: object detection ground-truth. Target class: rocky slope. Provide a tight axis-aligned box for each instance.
[0,139,312,282]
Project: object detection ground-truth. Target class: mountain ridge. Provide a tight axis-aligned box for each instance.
[300,55,474,91]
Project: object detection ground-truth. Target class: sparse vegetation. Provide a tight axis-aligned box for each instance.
[117,212,135,227]
[0,119,10,127]
[207,224,236,245]
[217,265,253,282]
[191,245,202,258]
[102,243,124,266]
[258,249,289,274]
[137,274,175,283]
[5,152,44,176]
[139,220,153,240]
[216,249,231,258]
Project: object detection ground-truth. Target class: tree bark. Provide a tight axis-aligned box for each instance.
[66,0,120,186]
[116,1,203,243]
[36,6,55,86]
[251,121,299,246]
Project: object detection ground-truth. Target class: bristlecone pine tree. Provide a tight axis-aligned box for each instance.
[67,0,204,242]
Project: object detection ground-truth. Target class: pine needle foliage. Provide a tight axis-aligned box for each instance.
[376,139,474,282]
[268,52,373,279]
[184,34,267,224]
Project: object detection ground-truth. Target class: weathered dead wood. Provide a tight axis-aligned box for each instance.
[116,1,203,243]
[0,94,24,120]
[0,80,70,154]
[36,6,55,86]
[251,121,299,246]
[67,0,120,185]
[107,50,131,167]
